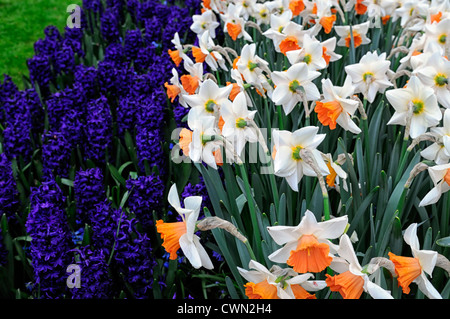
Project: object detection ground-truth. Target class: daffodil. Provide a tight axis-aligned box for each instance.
[252,2,271,25]
[272,126,329,192]
[193,31,228,71]
[418,162,450,207]
[164,68,189,107]
[393,0,429,28]
[220,92,258,155]
[183,78,232,118]
[388,223,442,299]
[220,3,253,42]
[236,43,270,87]
[168,32,194,67]
[412,51,450,108]
[156,184,214,270]
[184,106,224,169]
[234,0,257,20]
[267,210,348,273]
[334,21,371,48]
[386,76,442,139]
[322,153,348,189]
[237,260,327,299]
[314,76,362,134]
[420,108,450,164]
[326,234,394,299]
[344,51,392,103]
[271,62,321,115]
[286,34,327,71]
[423,17,450,54]
[190,9,221,38]
[320,37,342,66]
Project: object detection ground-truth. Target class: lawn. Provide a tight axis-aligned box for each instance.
[0,0,82,89]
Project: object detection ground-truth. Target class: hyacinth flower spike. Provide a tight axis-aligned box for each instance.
[388,223,442,299]
[156,184,214,270]
[267,210,348,273]
[237,259,326,299]
[326,234,394,299]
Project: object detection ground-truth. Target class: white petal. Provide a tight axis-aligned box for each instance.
[179,234,202,269]
[268,241,298,263]
[365,281,394,299]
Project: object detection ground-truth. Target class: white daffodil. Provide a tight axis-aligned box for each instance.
[185,106,224,169]
[388,223,442,299]
[418,162,450,206]
[386,76,442,139]
[237,260,327,299]
[156,184,214,270]
[286,34,327,71]
[326,234,394,299]
[168,32,194,67]
[322,153,348,190]
[220,92,258,155]
[412,51,450,109]
[272,126,329,191]
[190,9,221,38]
[194,31,228,71]
[315,76,361,134]
[252,2,271,25]
[220,3,253,42]
[267,210,348,273]
[234,0,257,20]
[183,78,232,118]
[420,108,450,164]
[262,10,293,50]
[423,17,450,55]
[320,37,342,66]
[164,67,189,108]
[334,21,371,48]
[345,51,392,103]
[393,0,429,28]
[271,62,321,115]
[236,43,270,86]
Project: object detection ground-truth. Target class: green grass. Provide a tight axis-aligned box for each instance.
[0,0,82,89]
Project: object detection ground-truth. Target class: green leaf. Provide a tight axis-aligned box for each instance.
[436,236,450,247]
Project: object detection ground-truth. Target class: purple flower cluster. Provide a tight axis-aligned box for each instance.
[25,180,73,298]
[70,246,113,299]
[126,174,165,232]
[0,153,19,222]
[0,0,204,299]
[74,168,106,225]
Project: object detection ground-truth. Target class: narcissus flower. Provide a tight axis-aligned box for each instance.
[315,76,361,134]
[220,3,253,42]
[220,92,258,155]
[271,62,321,115]
[420,109,450,164]
[267,210,348,273]
[185,106,224,169]
[286,34,327,71]
[388,223,442,299]
[236,43,270,86]
[156,184,214,270]
[326,234,394,299]
[183,78,232,118]
[344,51,392,103]
[386,76,442,139]
[412,51,450,108]
[237,260,327,299]
[190,9,221,38]
[168,32,194,67]
[418,162,450,206]
[334,21,371,48]
[272,126,329,191]
[193,31,228,71]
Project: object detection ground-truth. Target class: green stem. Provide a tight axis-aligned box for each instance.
[277,105,284,130]
[238,163,262,259]
[395,138,410,185]
[323,193,331,221]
